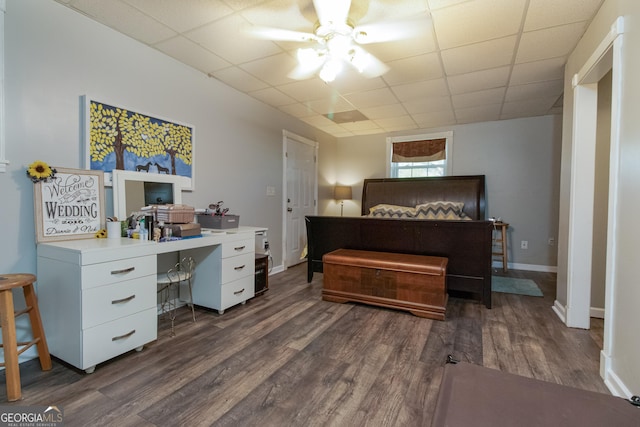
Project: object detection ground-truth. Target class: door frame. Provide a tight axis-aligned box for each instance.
[564,17,623,394]
[282,129,318,270]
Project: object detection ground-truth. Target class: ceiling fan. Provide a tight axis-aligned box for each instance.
[247,0,426,83]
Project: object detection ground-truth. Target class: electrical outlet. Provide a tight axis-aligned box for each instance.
[521,240,529,250]
[548,237,554,246]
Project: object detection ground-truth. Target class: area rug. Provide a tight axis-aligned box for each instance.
[492,276,543,297]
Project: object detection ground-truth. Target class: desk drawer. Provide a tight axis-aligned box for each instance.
[82,276,156,329]
[221,252,254,283]
[81,255,156,289]
[222,238,254,258]
[220,276,254,310]
[82,308,157,370]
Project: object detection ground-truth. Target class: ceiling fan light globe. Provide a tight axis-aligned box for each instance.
[319,59,342,82]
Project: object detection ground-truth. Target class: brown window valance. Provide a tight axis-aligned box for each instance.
[392,138,446,162]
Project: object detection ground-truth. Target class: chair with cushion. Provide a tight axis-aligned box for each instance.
[157,257,196,336]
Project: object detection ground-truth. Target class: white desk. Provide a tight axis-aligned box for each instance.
[36,227,261,373]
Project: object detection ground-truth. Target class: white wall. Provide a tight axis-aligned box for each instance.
[559,0,640,395]
[323,115,562,269]
[0,0,334,360]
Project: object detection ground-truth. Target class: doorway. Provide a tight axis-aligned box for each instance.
[282,130,318,269]
[567,17,623,384]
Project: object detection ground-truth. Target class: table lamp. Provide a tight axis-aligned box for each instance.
[334,185,352,216]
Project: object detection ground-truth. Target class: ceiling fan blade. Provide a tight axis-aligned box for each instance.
[313,0,352,26]
[353,18,430,44]
[245,25,318,43]
[288,60,325,80]
[348,46,389,78]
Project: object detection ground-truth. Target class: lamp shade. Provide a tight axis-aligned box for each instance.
[334,185,352,201]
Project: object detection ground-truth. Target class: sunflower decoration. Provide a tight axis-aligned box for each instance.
[26,160,57,183]
[95,229,107,239]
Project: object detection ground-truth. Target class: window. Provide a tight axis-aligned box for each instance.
[387,131,453,178]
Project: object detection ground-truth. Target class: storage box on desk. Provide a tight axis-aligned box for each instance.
[167,223,201,237]
[196,214,240,229]
[156,204,195,224]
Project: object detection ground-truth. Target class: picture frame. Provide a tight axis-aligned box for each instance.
[82,96,195,190]
[34,167,106,243]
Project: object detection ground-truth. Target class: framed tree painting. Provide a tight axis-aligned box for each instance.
[34,167,105,243]
[82,96,195,190]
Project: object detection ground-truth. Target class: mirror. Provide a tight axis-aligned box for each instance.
[113,170,182,220]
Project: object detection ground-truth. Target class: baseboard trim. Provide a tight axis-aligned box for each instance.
[493,261,557,273]
[552,299,567,324]
[601,350,633,398]
[590,307,605,319]
[270,264,285,275]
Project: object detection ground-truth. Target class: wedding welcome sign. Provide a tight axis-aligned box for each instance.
[34,167,105,243]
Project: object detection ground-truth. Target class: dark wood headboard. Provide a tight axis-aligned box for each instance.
[361,175,486,220]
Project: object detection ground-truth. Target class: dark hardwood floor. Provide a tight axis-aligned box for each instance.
[2,264,609,426]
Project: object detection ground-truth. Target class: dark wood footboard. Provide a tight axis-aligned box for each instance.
[305,216,493,308]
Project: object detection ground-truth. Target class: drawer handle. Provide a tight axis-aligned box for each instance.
[111,294,136,304]
[234,245,246,251]
[112,329,136,341]
[234,265,246,271]
[111,267,135,275]
[233,288,245,295]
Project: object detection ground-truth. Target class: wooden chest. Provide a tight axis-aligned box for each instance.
[322,249,448,320]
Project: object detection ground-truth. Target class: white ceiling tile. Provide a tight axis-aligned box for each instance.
[307,97,355,115]
[154,36,230,73]
[185,14,282,63]
[277,79,342,102]
[516,22,587,63]
[278,103,316,118]
[68,0,177,44]
[441,36,517,75]
[123,0,234,32]
[455,104,501,123]
[382,53,442,86]
[412,109,456,128]
[221,0,268,11]
[301,114,340,127]
[391,78,449,102]
[403,96,453,115]
[325,72,387,95]
[501,97,557,118]
[344,87,398,109]
[240,0,314,29]
[362,18,437,62]
[510,57,565,85]
[427,0,472,11]
[210,66,269,92]
[340,120,380,131]
[248,87,297,106]
[360,104,408,120]
[432,0,526,49]
[447,66,510,95]
[524,0,604,31]
[505,80,563,103]
[452,87,505,109]
[240,53,299,86]
[374,115,417,130]
[356,0,430,23]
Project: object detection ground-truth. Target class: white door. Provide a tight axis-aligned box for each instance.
[284,132,317,268]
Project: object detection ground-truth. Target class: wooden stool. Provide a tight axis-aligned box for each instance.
[0,273,52,401]
[492,222,509,272]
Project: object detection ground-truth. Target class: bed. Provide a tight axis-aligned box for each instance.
[305,175,493,308]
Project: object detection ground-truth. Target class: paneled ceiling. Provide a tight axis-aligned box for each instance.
[55,0,604,137]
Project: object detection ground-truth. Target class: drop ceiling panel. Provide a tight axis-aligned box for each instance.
[447,66,510,95]
[123,0,235,32]
[432,0,526,49]
[382,53,443,86]
[56,0,605,137]
[516,22,587,64]
[510,57,566,85]
[391,79,449,102]
[524,0,604,31]
[154,36,231,74]
[441,36,517,76]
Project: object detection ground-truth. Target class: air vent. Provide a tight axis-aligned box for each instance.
[324,110,369,124]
